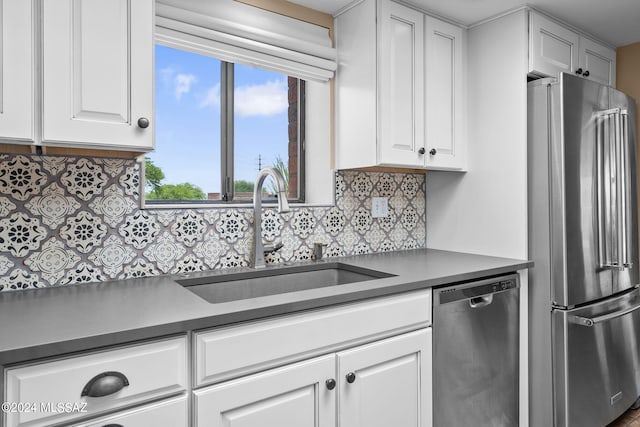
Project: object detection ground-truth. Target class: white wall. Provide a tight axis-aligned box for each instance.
[425,9,530,426]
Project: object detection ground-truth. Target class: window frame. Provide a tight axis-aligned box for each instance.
[146,41,306,206]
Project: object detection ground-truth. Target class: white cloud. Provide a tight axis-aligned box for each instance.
[159,67,175,88]
[234,79,288,117]
[174,73,197,100]
[199,83,221,110]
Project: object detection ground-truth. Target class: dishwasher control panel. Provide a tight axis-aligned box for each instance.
[435,275,519,305]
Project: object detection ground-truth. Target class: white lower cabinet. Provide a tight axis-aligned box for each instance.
[194,355,336,427]
[193,328,432,427]
[68,394,188,427]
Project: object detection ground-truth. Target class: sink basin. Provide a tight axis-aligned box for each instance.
[176,262,394,304]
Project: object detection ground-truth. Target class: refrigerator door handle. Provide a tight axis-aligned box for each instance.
[620,110,633,268]
[568,297,640,326]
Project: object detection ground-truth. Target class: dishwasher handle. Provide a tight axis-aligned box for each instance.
[469,294,493,308]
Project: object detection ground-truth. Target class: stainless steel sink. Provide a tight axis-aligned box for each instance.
[176,263,394,304]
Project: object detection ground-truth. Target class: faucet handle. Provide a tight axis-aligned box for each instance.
[263,241,284,254]
[312,243,327,261]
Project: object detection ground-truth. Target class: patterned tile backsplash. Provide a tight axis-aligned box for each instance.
[0,154,426,292]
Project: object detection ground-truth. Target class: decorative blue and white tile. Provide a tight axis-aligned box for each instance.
[0,255,14,275]
[400,175,420,198]
[36,155,68,175]
[172,254,205,274]
[390,226,409,248]
[400,206,419,231]
[292,245,313,261]
[261,209,284,242]
[336,193,358,218]
[154,209,177,227]
[379,240,396,252]
[335,173,346,198]
[376,174,397,197]
[218,251,248,269]
[171,210,206,247]
[193,229,229,269]
[202,209,221,226]
[143,231,186,274]
[60,158,108,201]
[351,207,372,234]
[350,173,374,201]
[322,207,346,236]
[0,269,44,292]
[216,210,249,243]
[411,191,426,216]
[353,242,371,255]
[413,223,426,245]
[118,211,160,250]
[119,258,159,279]
[119,163,141,198]
[389,193,409,213]
[378,210,397,233]
[0,155,47,201]
[324,244,345,259]
[59,211,108,254]
[403,238,420,250]
[88,235,136,279]
[61,262,106,285]
[25,182,81,228]
[291,208,315,239]
[0,212,47,257]
[25,238,81,285]
[89,185,137,227]
[0,198,16,217]
[98,158,129,177]
[264,251,283,265]
[363,223,386,251]
[336,224,360,253]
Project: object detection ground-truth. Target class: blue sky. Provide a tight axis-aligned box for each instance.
[150,45,289,197]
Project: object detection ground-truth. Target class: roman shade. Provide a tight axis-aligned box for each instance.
[155,0,337,82]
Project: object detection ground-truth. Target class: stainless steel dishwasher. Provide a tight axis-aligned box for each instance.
[433,274,520,427]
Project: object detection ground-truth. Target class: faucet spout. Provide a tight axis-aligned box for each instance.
[253,167,290,268]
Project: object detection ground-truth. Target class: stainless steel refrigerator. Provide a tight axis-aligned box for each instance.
[529,73,640,427]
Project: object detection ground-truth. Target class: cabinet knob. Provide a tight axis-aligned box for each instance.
[326,378,336,390]
[429,148,437,156]
[583,70,590,77]
[346,372,356,384]
[575,68,583,75]
[137,117,150,129]
[418,147,426,155]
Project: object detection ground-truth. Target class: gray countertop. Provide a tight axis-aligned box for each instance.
[0,248,531,365]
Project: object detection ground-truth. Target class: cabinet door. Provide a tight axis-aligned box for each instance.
[529,11,579,78]
[579,37,616,86]
[378,0,425,167]
[42,0,153,151]
[0,0,33,142]
[338,328,432,427]
[424,16,465,170]
[193,354,336,427]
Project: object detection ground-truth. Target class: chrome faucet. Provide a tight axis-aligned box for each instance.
[252,167,290,268]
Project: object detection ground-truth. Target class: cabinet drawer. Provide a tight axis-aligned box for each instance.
[194,290,431,387]
[68,394,188,427]
[4,336,188,427]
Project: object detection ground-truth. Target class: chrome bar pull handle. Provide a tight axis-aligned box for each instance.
[621,110,633,269]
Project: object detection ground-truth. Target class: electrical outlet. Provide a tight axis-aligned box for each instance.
[371,197,389,218]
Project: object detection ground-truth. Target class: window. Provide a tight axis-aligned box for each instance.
[146,44,305,204]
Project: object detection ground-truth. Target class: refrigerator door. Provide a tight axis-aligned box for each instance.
[553,288,640,427]
[552,74,638,307]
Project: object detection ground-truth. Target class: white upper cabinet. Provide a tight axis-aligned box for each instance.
[0,0,33,142]
[378,0,425,167]
[424,17,466,170]
[336,0,466,171]
[578,36,616,86]
[529,10,615,86]
[42,0,154,151]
